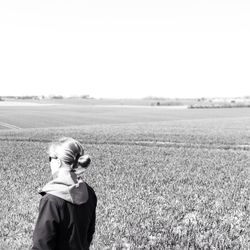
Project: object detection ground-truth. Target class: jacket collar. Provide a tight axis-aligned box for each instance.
[40,168,88,205]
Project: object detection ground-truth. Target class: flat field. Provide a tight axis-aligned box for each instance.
[1,104,250,249]
[0,101,250,129]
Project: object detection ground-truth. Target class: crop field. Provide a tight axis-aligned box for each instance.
[1,104,250,249]
[1,101,250,129]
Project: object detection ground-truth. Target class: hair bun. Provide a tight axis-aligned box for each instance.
[78,155,91,169]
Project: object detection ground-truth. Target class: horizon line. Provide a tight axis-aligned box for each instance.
[1,95,250,100]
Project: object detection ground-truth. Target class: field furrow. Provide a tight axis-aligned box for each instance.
[0,136,250,151]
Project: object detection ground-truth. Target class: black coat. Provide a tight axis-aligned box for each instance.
[32,184,97,250]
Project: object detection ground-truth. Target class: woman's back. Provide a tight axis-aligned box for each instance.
[32,137,97,250]
[32,184,96,250]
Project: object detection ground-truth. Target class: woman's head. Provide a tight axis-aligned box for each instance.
[49,137,91,175]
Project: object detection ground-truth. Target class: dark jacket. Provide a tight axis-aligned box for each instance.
[32,169,97,250]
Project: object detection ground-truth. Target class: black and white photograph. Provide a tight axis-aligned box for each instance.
[1,1,250,249]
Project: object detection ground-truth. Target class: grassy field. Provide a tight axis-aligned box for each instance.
[1,104,250,249]
[1,101,250,129]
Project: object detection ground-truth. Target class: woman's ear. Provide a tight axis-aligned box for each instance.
[55,158,62,168]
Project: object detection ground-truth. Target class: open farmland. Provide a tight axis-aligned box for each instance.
[1,104,250,249]
[0,101,250,129]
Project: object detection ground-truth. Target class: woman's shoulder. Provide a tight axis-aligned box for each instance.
[40,193,66,208]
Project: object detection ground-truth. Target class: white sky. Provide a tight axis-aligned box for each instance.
[0,0,250,98]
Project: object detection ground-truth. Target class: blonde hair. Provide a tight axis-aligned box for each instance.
[49,137,91,170]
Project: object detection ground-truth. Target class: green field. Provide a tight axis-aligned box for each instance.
[1,102,250,129]
[1,104,250,249]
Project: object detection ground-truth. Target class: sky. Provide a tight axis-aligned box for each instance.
[0,0,250,99]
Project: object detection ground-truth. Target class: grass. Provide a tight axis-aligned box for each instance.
[0,113,250,249]
[0,104,250,129]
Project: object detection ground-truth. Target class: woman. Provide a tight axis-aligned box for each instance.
[32,137,97,250]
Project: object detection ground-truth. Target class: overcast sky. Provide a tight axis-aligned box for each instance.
[0,0,249,98]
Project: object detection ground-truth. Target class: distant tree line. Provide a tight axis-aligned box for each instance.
[151,101,184,106]
[0,95,42,100]
[0,95,92,100]
[189,103,250,109]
